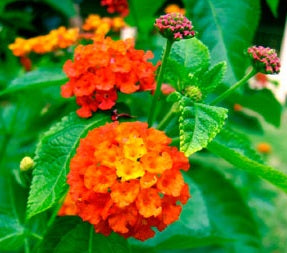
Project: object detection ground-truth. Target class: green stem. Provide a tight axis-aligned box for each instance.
[210,68,257,106]
[46,198,64,229]
[30,232,43,240]
[24,238,30,253]
[148,39,173,126]
[157,105,175,130]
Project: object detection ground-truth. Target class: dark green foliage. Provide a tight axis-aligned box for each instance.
[0,0,286,252]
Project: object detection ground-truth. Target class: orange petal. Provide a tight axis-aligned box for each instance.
[136,188,162,218]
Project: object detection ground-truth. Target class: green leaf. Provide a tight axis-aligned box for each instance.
[266,0,279,17]
[38,216,81,253]
[0,67,67,97]
[126,0,166,44]
[129,0,165,18]
[189,166,262,252]
[0,214,25,251]
[183,0,260,84]
[178,94,228,156]
[42,0,76,18]
[170,38,211,73]
[199,62,227,97]
[237,89,282,127]
[207,128,287,193]
[165,38,210,88]
[0,0,14,14]
[27,112,110,219]
[41,217,131,253]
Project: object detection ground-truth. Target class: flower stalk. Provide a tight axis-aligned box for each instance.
[148,39,173,126]
[210,68,257,106]
[157,104,177,130]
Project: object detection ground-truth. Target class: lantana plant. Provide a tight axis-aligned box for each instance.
[0,0,287,252]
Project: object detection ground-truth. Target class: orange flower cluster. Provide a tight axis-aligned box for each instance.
[9,27,79,57]
[164,4,186,15]
[101,0,129,17]
[61,37,157,118]
[83,14,126,35]
[65,121,190,241]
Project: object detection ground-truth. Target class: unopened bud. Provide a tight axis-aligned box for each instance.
[184,86,202,102]
[20,156,34,171]
[154,13,195,41]
[247,46,280,74]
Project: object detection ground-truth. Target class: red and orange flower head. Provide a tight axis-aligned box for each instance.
[66,121,190,241]
[247,46,280,74]
[100,0,129,17]
[61,37,158,118]
[154,13,195,41]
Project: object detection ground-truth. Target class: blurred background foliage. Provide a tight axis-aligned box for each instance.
[0,0,287,252]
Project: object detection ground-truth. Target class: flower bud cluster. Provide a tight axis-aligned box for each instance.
[154,13,195,41]
[247,46,280,74]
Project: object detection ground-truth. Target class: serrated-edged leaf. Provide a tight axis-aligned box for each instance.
[184,0,260,85]
[179,95,228,156]
[0,67,67,97]
[51,220,130,253]
[207,128,287,193]
[0,214,25,251]
[27,112,110,219]
[200,61,227,97]
[165,38,210,87]
[189,166,262,252]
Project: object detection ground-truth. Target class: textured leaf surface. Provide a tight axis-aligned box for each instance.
[170,38,210,73]
[0,214,25,251]
[189,166,262,252]
[207,128,287,193]
[27,112,110,219]
[0,67,67,97]
[199,61,227,96]
[165,38,210,88]
[183,0,260,84]
[178,94,228,156]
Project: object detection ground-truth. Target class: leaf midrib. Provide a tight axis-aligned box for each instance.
[206,0,236,82]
